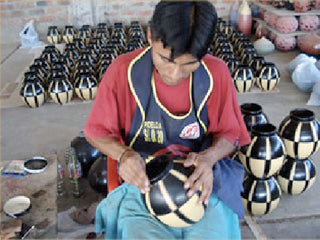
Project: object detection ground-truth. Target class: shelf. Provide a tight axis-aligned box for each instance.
[253,18,314,37]
[254,2,320,16]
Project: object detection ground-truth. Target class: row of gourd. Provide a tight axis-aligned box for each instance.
[20,22,147,108]
[213,18,280,93]
[235,104,319,216]
[259,0,320,13]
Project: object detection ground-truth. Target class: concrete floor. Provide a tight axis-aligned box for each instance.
[1,42,320,239]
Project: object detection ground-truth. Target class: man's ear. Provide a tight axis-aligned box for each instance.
[147,28,152,46]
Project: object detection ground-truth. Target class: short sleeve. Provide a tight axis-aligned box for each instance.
[205,57,251,147]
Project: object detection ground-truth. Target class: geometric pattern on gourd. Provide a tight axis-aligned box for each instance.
[278,158,316,195]
[257,65,280,91]
[279,118,320,159]
[49,79,73,105]
[144,165,204,228]
[243,113,269,131]
[240,135,286,178]
[75,76,98,101]
[21,82,46,108]
[47,35,60,44]
[232,67,253,93]
[241,176,281,216]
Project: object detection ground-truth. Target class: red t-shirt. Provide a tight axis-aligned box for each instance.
[84,48,250,147]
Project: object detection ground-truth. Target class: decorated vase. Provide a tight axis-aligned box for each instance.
[279,108,320,159]
[74,72,98,101]
[256,62,280,91]
[48,75,73,105]
[277,157,316,195]
[238,0,252,37]
[240,103,269,132]
[20,73,46,108]
[62,25,77,44]
[241,175,282,216]
[47,26,61,44]
[144,155,205,228]
[239,123,286,178]
[232,64,254,93]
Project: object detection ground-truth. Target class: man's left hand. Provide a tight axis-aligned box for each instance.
[183,152,215,205]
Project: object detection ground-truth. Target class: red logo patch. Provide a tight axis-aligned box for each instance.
[179,122,200,139]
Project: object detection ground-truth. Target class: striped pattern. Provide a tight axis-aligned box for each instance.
[242,113,269,132]
[48,79,73,105]
[256,64,280,91]
[239,133,286,178]
[279,116,320,159]
[74,76,98,101]
[232,66,254,93]
[241,176,281,216]
[20,81,46,108]
[278,157,316,195]
[145,161,205,228]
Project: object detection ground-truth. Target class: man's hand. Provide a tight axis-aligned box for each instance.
[118,150,150,194]
[183,152,214,205]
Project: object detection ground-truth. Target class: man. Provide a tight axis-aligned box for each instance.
[84,1,250,239]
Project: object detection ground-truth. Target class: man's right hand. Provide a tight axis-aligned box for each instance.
[118,150,151,194]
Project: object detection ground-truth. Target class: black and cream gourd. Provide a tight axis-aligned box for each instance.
[48,75,73,105]
[232,64,254,93]
[256,62,280,91]
[240,103,269,132]
[144,155,205,228]
[20,74,46,108]
[74,72,98,101]
[47,26,61,44]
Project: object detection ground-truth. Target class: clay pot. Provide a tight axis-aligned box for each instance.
[241,175,282,216]
[297,31,320,55]
[232,64,254,93]
[48,75,73,105]
[88,155,108,195]
[256,62,281,91]
[279,108,320,159]
[47,26,61,44]
[225,57,239,75]
[239,123,286,178]
[240,103,269,132]
[272,0,286,8]
[230,0,240,28]
[74,72,98,101]
[238,0,252,37]
[41,46,60,66]
[144,155,205,228]
[277,157,316,195]
[33,57,50,73]
[71,131,102,177]
[62,25,77,44]
[293,0,311,12]
[275,16,298,33]
[275,36,296,52]
[20,73,46,108]
[249,56,266,76]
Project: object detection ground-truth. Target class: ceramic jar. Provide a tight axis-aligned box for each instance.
[71,131,102,177]
[275,36,296,52]
[241,175,282,216]
[20,73,46,108]
[279,108,320,159]
[238,0,252,37]
[297,30,320,55]
[275,16,298,33]
[144,155,205,227]
[33,57,51,73]
[62,25,77,43]
[229,0,240,27]
[29,64,48,84]
[293,0,310,12]
[253,37,275,55]
[232,64,254,93]
[48,75,73,105]
[256,62,280,91]
[240,123,286,178]
[277,157,316,195]
[74,72,98,101]
[249,56,266,76]
[226,57,239,75]
[240,103,269,132]
[88,155,108,195]
[299,15,320,32]
[47,26,61,44]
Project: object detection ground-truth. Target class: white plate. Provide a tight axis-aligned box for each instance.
[3,196,31,216]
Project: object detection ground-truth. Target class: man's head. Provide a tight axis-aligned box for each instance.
[147,1,217,86]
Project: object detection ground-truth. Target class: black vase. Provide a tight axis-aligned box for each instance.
[241,175,281,216]
[240,103,269,132]
[279,108,320,159]
[144,155,205,228]
[48,75,73,105]
[74,72,98,101]
[239,123,286,178]
[47,26,61,44]
[20,75,46,108]
[232,64,254,93]
[256,62,280,91]
[88,155,108,195]
[71,131,102,177]
[277,157,316,195]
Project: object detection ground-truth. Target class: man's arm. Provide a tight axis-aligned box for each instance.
[85,136,150,193]
[183,137,236,205]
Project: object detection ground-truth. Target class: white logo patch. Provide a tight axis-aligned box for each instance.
[179,122,200,139]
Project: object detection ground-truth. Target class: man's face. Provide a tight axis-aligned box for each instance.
[150,40,200,86]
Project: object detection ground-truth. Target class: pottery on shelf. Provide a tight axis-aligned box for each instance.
[144,155,205,228]
[297,30,320,56]
[279,108,320,159]
[275,36,296,52]
[277,157,316,195]
[299,15,320,32]
[230,0,240,27]
[241,175,282,216]
[275,16,298,34]
[239,123,286,179]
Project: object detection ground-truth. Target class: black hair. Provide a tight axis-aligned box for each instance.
[150,1,217,61]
